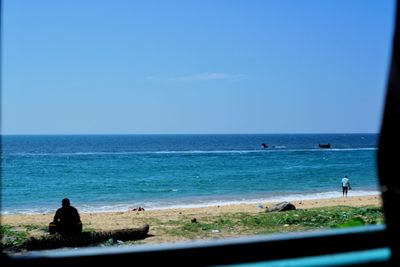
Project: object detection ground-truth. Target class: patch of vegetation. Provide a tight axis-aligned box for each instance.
[82,227,97,233]
[164,206,384,239]
[1,225,29,249]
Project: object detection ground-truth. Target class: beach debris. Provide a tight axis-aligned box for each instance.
[266,201,296,212]
[211,230,220,233]
[191,217,197,223]
[258,203,264,209]
[132,207,145,211]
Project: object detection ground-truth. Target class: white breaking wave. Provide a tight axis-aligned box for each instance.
[141,190,380,211]
[1,190,380,215]
[7,147,377,157]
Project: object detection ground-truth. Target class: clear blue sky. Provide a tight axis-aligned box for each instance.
[2,0,396,134]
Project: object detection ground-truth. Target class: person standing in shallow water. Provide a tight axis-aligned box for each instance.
[341,175,351,197]
[50,198,82,234]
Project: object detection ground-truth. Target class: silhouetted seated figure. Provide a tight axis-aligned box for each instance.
[49,198,82,235]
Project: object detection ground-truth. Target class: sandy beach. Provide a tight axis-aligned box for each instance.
[1,194,382,245]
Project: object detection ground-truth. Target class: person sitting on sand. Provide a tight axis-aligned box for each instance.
[49,198,82,235]
[341,176,351,197]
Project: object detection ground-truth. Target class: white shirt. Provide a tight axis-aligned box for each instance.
[341,177,350,187]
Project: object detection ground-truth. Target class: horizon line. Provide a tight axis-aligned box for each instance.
[0,132,379,136]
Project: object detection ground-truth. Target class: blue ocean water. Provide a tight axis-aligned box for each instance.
[1,134,380,214]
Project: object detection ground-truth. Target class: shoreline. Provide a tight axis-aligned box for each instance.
[1,194,382,229]
[1,190,380,215]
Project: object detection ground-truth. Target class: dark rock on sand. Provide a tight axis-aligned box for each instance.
[266,202,296,212]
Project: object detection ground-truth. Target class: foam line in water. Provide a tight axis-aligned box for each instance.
[7,147,377,157]
[0,190,380,215]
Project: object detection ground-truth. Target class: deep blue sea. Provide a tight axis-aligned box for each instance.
[1,134,380,215]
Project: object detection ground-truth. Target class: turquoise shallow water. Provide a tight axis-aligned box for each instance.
[1,134,379,214]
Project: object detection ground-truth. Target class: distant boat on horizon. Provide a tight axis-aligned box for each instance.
[318,143,331,149]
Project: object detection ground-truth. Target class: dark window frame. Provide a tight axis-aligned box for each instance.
[2,1,399,266]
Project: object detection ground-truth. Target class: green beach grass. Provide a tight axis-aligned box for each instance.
[155,206,384,240]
